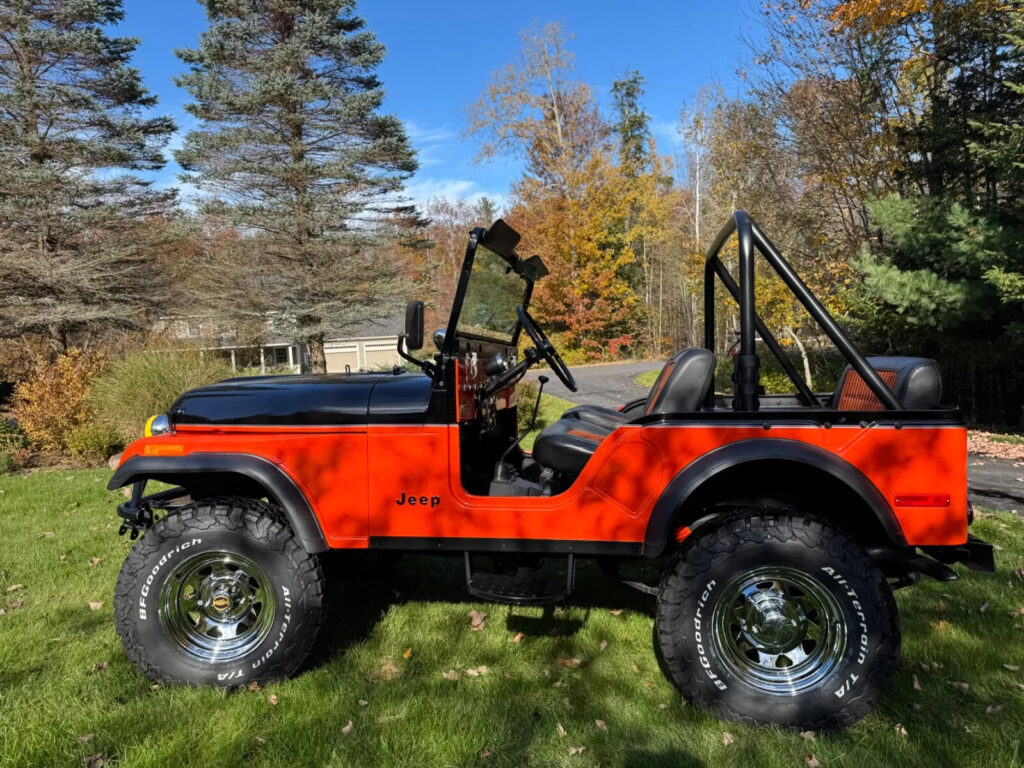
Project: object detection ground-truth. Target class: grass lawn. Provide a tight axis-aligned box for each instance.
[987,433,1024,446]
[1,470,1023,768]
[518,390,576,452]
[635,369,659,388]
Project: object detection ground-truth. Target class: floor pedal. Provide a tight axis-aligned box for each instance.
[465,554,574,605]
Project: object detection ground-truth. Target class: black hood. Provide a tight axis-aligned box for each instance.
[168,371,438,427]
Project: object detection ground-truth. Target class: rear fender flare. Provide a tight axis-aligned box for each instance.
[107,453,328,553]
[642,438,905,557]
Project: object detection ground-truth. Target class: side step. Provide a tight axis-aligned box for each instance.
[465,554,575,606]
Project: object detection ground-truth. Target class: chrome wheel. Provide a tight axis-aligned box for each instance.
[159,551,276,663]
[711,566,847,695]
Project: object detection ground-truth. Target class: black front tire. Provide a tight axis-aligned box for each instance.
[655,512,899,730]
[114,498,325,686]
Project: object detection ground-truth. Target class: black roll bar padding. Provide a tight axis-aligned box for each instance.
[711,260,821,407]
[703,211,903,412]
[703,213,758,410]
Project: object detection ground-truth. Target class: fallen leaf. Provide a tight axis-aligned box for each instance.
[10,601,23,611]
[465,665,488,677]
[373,661,401,680]
[6,584,23,593]
[658,703,667,710]
[599,640,608,652]
[985,705,1003,715]
[509,632,523,644]
[402,647,412,659]
[979,602,989,613]
[1003,664,1020,672]
[59,555,67,563]
[78,734,94,743]
[569,746,587,756]
[558,657,582,669]
[933,620,951,633]
[913,703,922,712]
[801,731,816,742]
[480,749,491,757]
[88,601,103,611]
[441,669,459,680]
[93,662,107,671]
[722,732,735,746]
[894,723,908,739]
[553,680,563,688]
[89,557,101,568]
[151,684,160,691]
[341,719,354,735]
[913,674,922,691]
[947,681,970,692]
[255,736,266,744]
[610,609,623,616]
[39,531,55,538]
[937,600,947,615]
[268,694,279,706]
[359,699,368,707]
[248,681,262,692]
[595,719,607,732]
[468,610,487,631]
[806,755,821,768]
[84,754,104,768]
[557,723,567,738]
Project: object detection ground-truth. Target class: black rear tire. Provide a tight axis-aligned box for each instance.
[114,497,325,686]
[655,511,899,730]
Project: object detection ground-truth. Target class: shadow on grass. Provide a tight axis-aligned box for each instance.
[307,553,657,668]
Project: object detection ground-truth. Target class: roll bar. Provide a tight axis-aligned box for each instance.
[704,211,902,412]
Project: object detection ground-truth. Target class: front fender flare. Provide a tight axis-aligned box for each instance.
[108,453,328,553]
[642,438,905,557]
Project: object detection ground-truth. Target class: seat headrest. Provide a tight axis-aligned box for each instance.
[832,356,942,410]
[645,348,716,415]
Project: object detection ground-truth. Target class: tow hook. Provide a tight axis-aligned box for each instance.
[117,481,153,540]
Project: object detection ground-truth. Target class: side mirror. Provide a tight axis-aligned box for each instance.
[404,301,424,351]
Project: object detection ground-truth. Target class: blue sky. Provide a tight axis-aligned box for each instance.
[118,0,762,209]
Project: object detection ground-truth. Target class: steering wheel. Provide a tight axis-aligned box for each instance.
[516,306,578,393]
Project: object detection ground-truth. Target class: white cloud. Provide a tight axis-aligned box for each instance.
[651,118,684,151]
[404,120,458,145]
[403,176,508,212]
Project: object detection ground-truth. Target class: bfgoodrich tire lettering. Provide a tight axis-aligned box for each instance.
[114,498,325,686]
[655,512,899,729]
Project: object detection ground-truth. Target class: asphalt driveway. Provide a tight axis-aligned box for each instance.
[524,359,662,408]
[526,359,1022,511]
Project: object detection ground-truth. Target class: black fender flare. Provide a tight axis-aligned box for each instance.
[642,438,905,557]
[108,453,328,553]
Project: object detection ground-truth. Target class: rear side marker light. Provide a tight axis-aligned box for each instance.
[674,526,692,543]
[894,494,950,507]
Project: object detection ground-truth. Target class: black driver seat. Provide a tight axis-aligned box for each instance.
[531,348,716,474]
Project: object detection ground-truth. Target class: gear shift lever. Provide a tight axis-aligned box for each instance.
[493,375,548,481]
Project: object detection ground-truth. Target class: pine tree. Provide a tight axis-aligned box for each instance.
[611,71,652,175]
[0,0,176,347]
[175,0,418,373]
